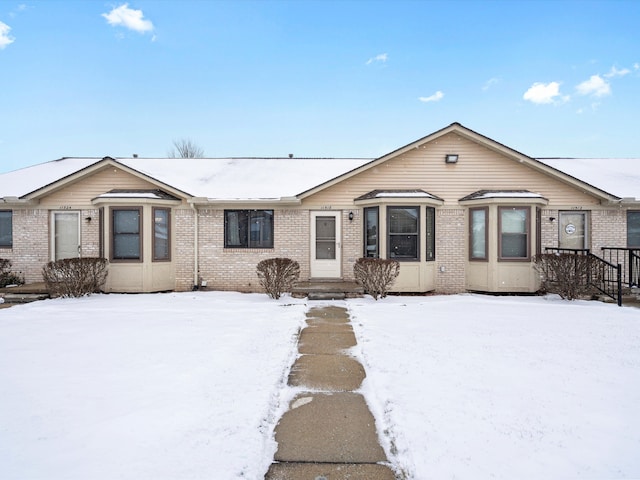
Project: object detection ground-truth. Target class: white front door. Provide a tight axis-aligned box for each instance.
[559,211,588,249]
[52,211,81,260]
[310,211,341,278]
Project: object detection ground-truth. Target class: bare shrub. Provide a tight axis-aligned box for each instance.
[256,258,300,300]
[42,258,109,298]
[354,257,400,300]
[534,253,600,300]
[0,258,25,287]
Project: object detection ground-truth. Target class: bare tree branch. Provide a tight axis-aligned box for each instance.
[167,138,204,158]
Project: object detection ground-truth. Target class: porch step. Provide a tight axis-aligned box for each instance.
[292,280,364,300]
[0,293,50,304]
[308,292,346,301]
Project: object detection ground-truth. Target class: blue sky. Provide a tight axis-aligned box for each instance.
[1,1,639,173]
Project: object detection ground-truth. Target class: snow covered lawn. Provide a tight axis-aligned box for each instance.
[1,292,639,479]
[349,294,640,479]
[0,292,306,479]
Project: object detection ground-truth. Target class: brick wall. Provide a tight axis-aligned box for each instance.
[4,209,49,283]
[174,207,196,291]
[196,208,309,292]
[435,208,466,293]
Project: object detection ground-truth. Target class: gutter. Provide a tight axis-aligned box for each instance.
[189,201,199,289]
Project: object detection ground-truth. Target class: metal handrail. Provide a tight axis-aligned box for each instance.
[544,248,622,306]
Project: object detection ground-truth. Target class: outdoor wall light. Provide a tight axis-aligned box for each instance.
[549,217,556,223]
[85,216,92,222]
[348,211,354,221]
[445,154,459,163]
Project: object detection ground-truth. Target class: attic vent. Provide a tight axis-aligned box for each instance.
[288,153,293,158]
[445,154,458,164]
[133,154,138,158]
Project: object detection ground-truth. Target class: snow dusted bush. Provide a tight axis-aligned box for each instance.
[256,258,300,300]
[534,253,600,300]
[353,257,400,300]
[42,257,109,298]
[0,258,24,288]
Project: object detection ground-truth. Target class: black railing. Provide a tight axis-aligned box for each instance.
[544,248,622,306]
[601,247,640,288]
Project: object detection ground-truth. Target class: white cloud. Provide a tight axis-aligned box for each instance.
[0,21,15,49]
[604,66,630,78]
[523,82,563,104]
[419,91,444,103]
[366,53,388,65]
[102,4,154,34]
[635,63,639,71]
[576,75,611,97]
[482,77,500,91]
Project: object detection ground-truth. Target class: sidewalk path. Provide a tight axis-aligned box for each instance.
[266,306,396,479]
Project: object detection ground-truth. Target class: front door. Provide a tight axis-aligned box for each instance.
[559,211,588,249]
[52,211,81,260]
[310,211,341,278]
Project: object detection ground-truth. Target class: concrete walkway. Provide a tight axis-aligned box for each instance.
[266,306,396,479]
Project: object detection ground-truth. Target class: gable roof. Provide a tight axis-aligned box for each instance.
[297,123,635,203]
[0,156,371,202]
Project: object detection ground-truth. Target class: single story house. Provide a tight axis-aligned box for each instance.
[1,123,638,295]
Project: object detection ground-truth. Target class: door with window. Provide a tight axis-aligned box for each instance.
[52,211,80,260]
[559,212,588,249]
[310,211,341,278]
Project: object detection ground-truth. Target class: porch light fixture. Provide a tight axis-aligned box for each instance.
[85,216,92,222]
[348,211,354,221]
[445,154,459,164]
[549,217,556,223]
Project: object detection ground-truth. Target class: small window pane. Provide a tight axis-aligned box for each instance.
[364,207,379,258]
[154,208,170,261]
[628,211,640,247]
[426,207,435,261]
[470,208,487,259]
[0,211,12,248]
[389,235,418,259]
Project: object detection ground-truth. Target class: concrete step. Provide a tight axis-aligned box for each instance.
[308,291,346,301]
[0,293,49,304]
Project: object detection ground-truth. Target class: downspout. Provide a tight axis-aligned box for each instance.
[190,201,199,289]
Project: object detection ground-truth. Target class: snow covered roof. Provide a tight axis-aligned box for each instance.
[0,157,372,201]
[460,190,548,201]
[355,189,443,201]
[537,158,640,201]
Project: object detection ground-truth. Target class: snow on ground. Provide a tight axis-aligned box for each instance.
[1,292,639,479]
[0,292,307,479]
[349,294,640,479]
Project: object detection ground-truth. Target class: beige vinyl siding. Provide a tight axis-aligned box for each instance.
[304,133,598,207]
[39,166,185,208]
